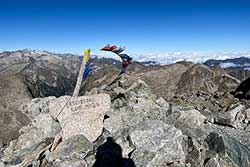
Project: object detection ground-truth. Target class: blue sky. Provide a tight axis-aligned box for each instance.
[1,0,250,54]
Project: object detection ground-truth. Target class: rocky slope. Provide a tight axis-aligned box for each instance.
[0,50,248,141]
[0,49,80,97]
[0,75,32,146]
[1,49,246,100]
[1,75,250,167]
[204,57,250,84]
[0,49,146,98]
[1,49,250,167]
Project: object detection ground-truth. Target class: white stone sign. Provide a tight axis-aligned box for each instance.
[49,94,111,142]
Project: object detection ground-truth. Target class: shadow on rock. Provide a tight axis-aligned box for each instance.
[93,137,136,167]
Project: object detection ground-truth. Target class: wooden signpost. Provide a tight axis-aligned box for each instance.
[73,48,91,97]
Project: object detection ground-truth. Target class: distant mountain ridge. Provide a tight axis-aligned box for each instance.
[0,49,249,101]
[204,57,250,69]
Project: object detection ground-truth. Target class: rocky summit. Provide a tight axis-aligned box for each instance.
[1,50,250,167]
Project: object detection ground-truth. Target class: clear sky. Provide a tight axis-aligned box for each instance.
[1,0,250,54]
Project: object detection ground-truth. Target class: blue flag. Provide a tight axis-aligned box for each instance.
[83,61,91,80]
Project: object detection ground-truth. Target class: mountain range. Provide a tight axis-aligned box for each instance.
[1,49,248,99]
[0,49,250,167]
[1,49,250,167]
[204,57,250,68]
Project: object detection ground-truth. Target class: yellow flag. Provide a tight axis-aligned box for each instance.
[84,48,91,63]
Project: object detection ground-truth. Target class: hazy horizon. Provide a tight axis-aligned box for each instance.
[2,48,250,65]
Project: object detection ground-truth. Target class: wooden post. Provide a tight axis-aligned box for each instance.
[73,49,90,97]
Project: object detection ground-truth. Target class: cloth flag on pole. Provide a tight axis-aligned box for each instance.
[100,44,132,74]
[100,44,125,54]
[84,49,91,64]
[83,49,91,80]
[83,61,91,79]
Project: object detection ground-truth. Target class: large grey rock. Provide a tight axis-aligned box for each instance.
[213,112,237,128]
[205,132,250,167]
[173,109,213,167]
[104,79,169,136]
[46,135,93,166]
[130,120,186,167]
[3,138,53,166]
[49,94,111,142]
[19,96,56,119]
[213,104,246,128]
[3,113,61,165]
[174,109,207,139]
